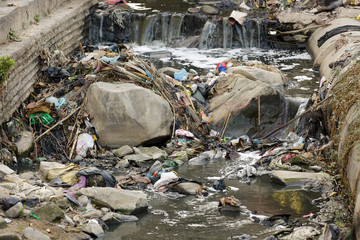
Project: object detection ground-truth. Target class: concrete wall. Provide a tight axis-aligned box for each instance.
[307,9,360,239]
[0,0,97,124]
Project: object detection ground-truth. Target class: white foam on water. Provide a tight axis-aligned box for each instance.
[294,75,313,82]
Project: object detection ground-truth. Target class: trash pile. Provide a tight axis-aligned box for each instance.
[0,41,348,239]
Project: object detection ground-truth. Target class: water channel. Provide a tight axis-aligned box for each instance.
[98,1,320,239]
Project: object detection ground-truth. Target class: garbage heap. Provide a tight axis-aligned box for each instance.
[0,42,349,239]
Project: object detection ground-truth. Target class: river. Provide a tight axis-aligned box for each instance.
[99,1,320,239]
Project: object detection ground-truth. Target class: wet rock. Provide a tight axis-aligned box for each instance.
[86,82,173,148]
[0,217,7,229]
[219,196,242,212]
[15,131,34,157]
[189,151,215,165]
[0,164,15,178]
[209,75,287,137]
[79,220,104,238]
[270,170,330,186]
[102,212,138,223]
[282,226,320,239]
[227,66,288,87]
[5,202,23,218]
[83,209,103,219]
[115,158,130,168]
[23,227,51,240]
[201,5,219,15]
[33,203,64,222]
[137,146,168,160]
[169,151,188,162]
[112,145,134,158]
[76,187,148,214]
[170,181,207,195]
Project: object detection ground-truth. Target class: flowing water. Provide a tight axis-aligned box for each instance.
[96,1,321,239]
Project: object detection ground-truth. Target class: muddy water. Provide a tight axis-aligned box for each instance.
[98,2,321,239]
[102,160,319,239]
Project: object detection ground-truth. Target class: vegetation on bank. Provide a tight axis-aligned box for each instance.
[0,55,15,84]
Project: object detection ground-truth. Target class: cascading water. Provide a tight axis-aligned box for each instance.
[90,10,269,49]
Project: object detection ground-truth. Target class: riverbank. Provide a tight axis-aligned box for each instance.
[0,0,360,239]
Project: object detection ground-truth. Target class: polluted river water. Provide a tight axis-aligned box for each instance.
[97,1,321,239]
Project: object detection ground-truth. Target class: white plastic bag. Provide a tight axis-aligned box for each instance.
[76,133,94,157]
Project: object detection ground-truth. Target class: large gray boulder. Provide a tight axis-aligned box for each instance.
[76,187,148,214]
[23,227,51,240]
[86,82,173,148]
[209,76,287,137]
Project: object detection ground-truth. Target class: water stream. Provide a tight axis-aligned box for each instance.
[94,1,321,239]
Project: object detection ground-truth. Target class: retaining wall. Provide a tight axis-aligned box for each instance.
[307,8,360,238]
[0,0,97,124]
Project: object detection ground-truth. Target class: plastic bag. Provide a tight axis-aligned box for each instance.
[153,171,178,189]
[76,133,94,157]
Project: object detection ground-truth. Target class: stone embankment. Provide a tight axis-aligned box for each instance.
[304,7,360,239]
[0,0,97,124]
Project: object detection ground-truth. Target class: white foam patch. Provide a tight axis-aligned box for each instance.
[294,75,313,82]
[127,3,152,10]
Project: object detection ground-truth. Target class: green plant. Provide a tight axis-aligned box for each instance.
[0,56,15,84]
[34,14,40,22]
[8,29,19,41]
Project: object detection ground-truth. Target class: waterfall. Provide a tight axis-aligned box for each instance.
[99,14,104,41]
[167,13,184,41]
[140,14,160,44]
[198,20,217,49]
[161,13,171,42]
[222,18,233,49]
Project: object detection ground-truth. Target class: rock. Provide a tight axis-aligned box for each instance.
[0,217,7,229]
[85,82,173,148]
[209,75,287,137]
[112,145,134,158]
[115,158,129,168]
[76,187,148,214]
[0,149,13,165]
[23,227,51,240]
[39,161,65,178]
[0,234,22,240]
[64,215,75,225]
[227,66,287,87]
[79,220,104,238]
[101,207,109,213]
[15,131,34,157]
[0,187,10,199]
[282,226,320,239]
[170,182,206,195]
[5,202,23,218]
[269,170,330,186]
[124,154,153,165]
[102,212,138,223]
[51,197,70,210]
[33,203,64,222]
[202,5,219,15]
[3,197,20,210]
[82,209,103,219]
[0,164,15,178]
[78,195,89,206]
[188,151,215,165]
[137,146,168,160]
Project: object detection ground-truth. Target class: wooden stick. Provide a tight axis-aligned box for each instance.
[274,24,331,36]
[69,123,80,160]
[262,95,333,139]
[258,97,261,139]
[35,105,82,142]
[221,112,231,139]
